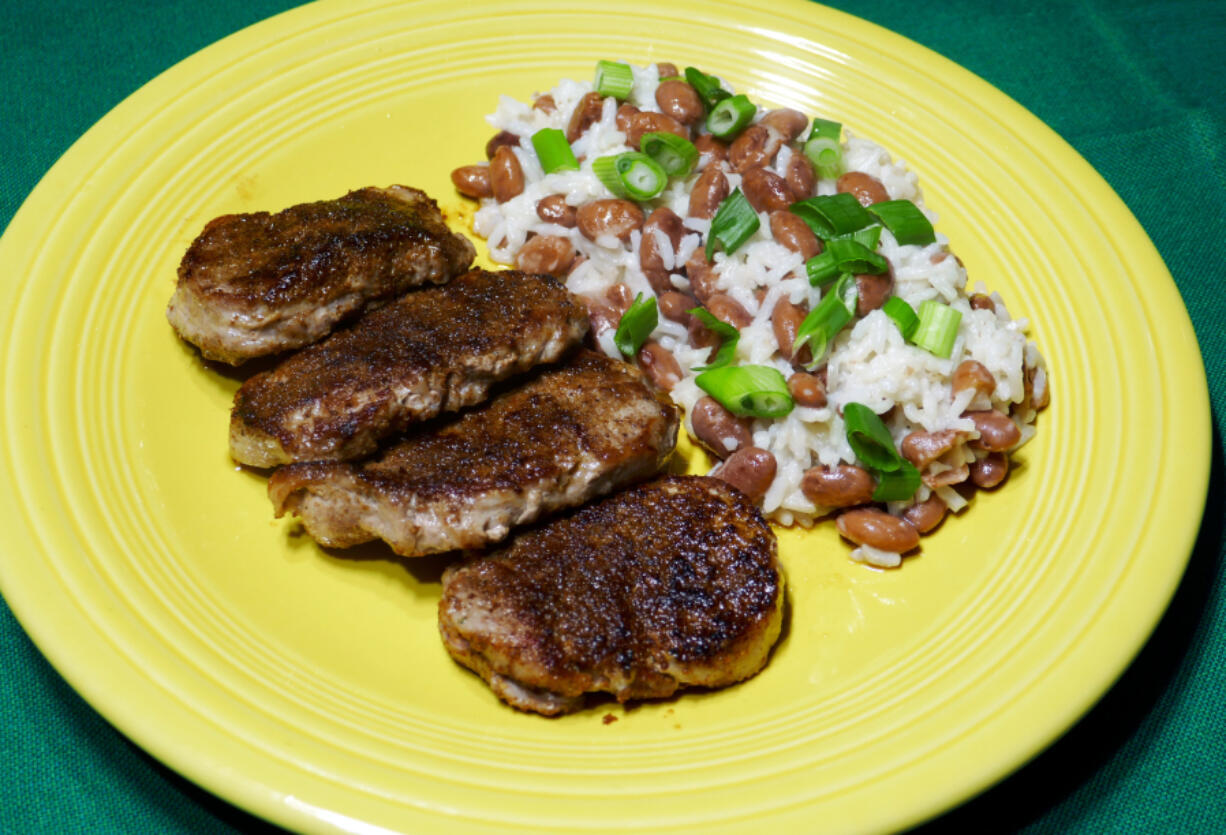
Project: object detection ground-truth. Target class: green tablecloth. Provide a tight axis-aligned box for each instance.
[2,1,1222,831]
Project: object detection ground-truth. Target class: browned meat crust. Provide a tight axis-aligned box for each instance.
[229,269,589,467]
[438,476,784,715]
[267,350,679,556]
[167,185,475,364]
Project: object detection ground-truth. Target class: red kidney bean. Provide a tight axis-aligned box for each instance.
[785,152,817,200]
[969,293,996,312]
[640,207,686,294]
[581,295,619,336]
[771,297,807,362]
[965,409,1021,451]
[490,146,525,203]
[902,494,947,534]
[759,108,808,141]
[626,111,688,149]
[801,464,875,507]
[837,171,890,206]
[694,134,729,167]
[728,124,785,173]
[970,452,1009,488]
[923,464,968,488]
[655,79,704,125]
[533,93,556,114]
[450,165,492,199]
[836,508,920,552]
[656,62,679,78]
[855,273,892,316]
[514,235,575,277]
[952,360,996,398]
[485,130,519,159]
[705,293,753,329]
[566,91,605,142]
[691,396,754,458]
[615,103,639,132]
[535,194,577,227]
[741,167,797,212]
[658,290,698,324]
[688,165,729,219]
[685,245,719,302]
[637,341,683,391]
[577,199,644,242]
[900,429,962,469]
[711,447,777,504]
[605,283,634,316]
[769,210,821,259]
[787,371,826,407]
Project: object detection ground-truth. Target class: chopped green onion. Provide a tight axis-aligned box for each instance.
[708,188,760,255]
[592,152,668,200]
[706,94,756,140]
[695,365,794,418]
[803,238,889,287]
[804,118,844,179]
[867,200,937,246]
[872,460,922,501]
[684,66,731,110]
[530,128,579,174]
[882,296,919,339]
[595,60,634,99]
[843,402,902,472]
[613,292,658,357]
[808,117,842,142]
[843,401,920,502]
[688,307,739,370]
[640,132,698,177]
[789,193,876,240]
[912,300,962,358]
[792,274,856,365]
[846,224,882,251]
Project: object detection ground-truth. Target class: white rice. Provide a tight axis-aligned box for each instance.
[466,63,1048,567]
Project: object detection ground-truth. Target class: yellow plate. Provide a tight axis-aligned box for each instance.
[0,1,1210,832]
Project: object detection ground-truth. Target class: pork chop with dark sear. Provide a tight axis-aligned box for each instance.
[167,185,475,364]
[229,269,589,467]
[438,475,784,716]
[267,350,679,556]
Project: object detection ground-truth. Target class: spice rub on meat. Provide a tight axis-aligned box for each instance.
[167,185,475,364]
[268,350,679,556]
[229,269,589,467]
[438,476,784,716]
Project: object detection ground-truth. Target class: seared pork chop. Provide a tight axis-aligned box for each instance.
[230,269,588,467]
[438,476,783,715]
[167,186,475,364]
[268,350,679,556]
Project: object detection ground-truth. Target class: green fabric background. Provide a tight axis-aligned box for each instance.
[2,0,1222,831]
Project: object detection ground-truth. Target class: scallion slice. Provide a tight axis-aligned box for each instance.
[613,292,658,357]
[792,274,856,365]
[882,296,919,339]
[688,307,740,370]
[640,132,698,177]
[804,118,844,179]
[803,238,889,287]
[683,66,731,110]
[843,402,902,472]
[867,200,937,246]
[595,60,634,99]
[789,193,876,240]
[706,94,756,140]
[592,152,668,200]
[695,364,794,418]
[708,188,760,255]
[530,128,579,174]
[872,460,922,501]
[846,224,882,251]
[912,300,962,358]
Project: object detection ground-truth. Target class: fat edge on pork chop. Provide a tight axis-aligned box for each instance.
[267,350,680,557]
[229,269,590,467]
[167,185,475,364]
[438,475,784,716]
